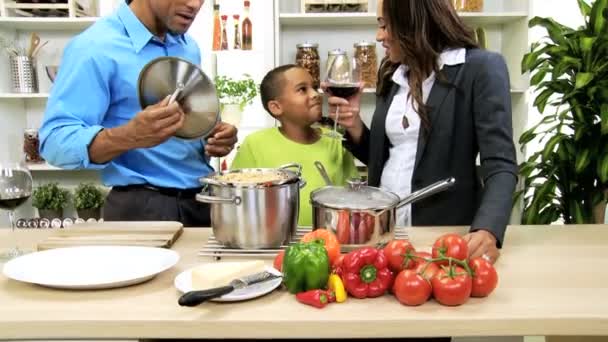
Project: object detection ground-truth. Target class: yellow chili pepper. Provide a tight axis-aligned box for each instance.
[328,274,347,303]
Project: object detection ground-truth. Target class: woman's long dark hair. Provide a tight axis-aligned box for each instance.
[377,0,478,133]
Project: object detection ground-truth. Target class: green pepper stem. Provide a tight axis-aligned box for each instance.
[359,265,377,283]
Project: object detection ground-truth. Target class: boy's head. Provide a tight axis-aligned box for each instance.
[260,65,322,126]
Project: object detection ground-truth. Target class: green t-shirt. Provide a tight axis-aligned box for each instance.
[230,127,360,227]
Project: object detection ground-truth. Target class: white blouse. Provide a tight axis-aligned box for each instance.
[380,48,466,226]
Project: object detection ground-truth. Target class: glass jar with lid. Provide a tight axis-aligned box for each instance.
[295,42,320,89]
[453,0,483,12]
[23,128,43,163]
[354,41,378,89]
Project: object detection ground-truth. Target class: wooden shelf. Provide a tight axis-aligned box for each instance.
[4,3,69,9]
[0,17,97,30]
[0,93,49,99]
[279,12,528,27]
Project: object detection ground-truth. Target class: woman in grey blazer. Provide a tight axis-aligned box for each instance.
[326,0,518,265]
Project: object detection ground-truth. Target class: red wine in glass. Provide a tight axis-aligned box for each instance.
[0,196,30,210]
[327,83,359,99]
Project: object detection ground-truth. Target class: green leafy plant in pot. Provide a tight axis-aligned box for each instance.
[74,183,105,220]
[518,0,608,224]
[32,182,69,220]
[214,74,258,127]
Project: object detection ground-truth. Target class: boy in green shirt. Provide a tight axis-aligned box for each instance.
[231,65,359,227]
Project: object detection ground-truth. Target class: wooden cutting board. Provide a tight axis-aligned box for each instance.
[37,221,184,251]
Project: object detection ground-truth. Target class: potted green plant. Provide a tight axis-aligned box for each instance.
[518,0,608,224]
[32,183,70,220]
[74,183,106,220]
[214,74,258,127]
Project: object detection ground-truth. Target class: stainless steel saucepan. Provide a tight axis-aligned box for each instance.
[310,176,455,248]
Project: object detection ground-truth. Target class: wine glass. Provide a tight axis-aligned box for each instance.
[324,52,360,139]
[0,162,33,261]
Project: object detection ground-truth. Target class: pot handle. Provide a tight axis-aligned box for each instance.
[195,193,242,205]
[299,178,307,189]
[396,177,456,209]
[279,163,303,176]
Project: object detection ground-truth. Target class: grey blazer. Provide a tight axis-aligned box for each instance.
[345,49,518,246]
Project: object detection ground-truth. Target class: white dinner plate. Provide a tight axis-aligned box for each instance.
[174,266,283,302]
[3,246,180,290]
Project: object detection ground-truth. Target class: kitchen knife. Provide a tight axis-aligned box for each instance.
[178,270,282,306]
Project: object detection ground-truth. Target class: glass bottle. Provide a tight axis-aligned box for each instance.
[242,0,253,50]
[233,14,241,50]
[220,15,229,50]
[212,1,221,51]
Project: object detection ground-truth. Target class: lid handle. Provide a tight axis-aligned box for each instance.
[279,163,302,176]
[347,177,366,191]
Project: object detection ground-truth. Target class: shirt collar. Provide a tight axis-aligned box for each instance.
[392,48,466,86]
[117,2,187,53]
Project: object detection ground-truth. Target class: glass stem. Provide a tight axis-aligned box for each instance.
[334,105,340,133]
[8,210,19,253]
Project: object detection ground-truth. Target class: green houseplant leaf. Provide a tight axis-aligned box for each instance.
[74,183,105,210]
[214,74,259,110]
[520,0,608,224]
[32,183,70,211]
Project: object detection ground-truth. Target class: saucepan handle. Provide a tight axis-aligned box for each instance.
[279,163,303,177]
[396,177,456,209]
[195,193,242,205]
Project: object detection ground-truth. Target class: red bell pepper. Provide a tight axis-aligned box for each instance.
[296,289,331,308]
[342,247,394,298]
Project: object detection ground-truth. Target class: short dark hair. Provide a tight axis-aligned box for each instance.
[260,64,300,115]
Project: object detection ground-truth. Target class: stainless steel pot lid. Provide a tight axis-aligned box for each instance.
[200,164,303,188]
[137,56,220,140]
[310,179,400,211]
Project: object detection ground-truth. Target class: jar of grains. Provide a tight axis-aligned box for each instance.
[296,42,320,89]
[23,128,43,163]
[453,0,483,12]
[354,41,378,88]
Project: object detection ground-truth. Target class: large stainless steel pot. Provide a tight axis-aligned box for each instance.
[196,164,306,249]
[310,178,455,249]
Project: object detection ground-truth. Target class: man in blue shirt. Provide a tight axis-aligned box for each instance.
[39,0,237,226]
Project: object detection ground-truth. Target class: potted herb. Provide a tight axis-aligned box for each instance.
[214,74,258,127]
[74,183,106,220]
[518,0,608,224]
[32,183,70,220]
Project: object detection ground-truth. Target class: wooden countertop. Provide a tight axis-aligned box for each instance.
[0,225,607,339]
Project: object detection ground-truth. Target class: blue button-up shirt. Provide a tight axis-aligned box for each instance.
[39,3,213,189]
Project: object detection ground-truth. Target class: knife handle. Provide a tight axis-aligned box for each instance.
[178,286,234,306]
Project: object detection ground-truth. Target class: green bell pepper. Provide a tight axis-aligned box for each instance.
[282,240,330,294]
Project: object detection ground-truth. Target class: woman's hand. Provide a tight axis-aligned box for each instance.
[321,82,365,143]
[463,229,500,264]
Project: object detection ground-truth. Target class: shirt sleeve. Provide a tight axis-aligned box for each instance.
[230,137,257,169]
[39,38,112,170]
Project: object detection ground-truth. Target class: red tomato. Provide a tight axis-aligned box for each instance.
[393,270,432,306]
[431,266,472,306]
[301,228,341,265]
[414,258,439,281]
[469,257,498,297]
[432,233,469,265]
[383,240,416,272]
[273,250,284,272]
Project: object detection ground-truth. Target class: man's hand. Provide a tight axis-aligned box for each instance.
[126,96,185,149]
[205,122,238,157]
[463,229,500,264]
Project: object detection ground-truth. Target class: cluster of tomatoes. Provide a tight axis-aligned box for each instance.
[274,231,498,307]
[385,233,498,306]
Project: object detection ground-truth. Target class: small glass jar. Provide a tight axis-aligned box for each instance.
[453,0,484,12]
[354,41,378,88]
[296,42,320,89]
[23,128,43,163]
